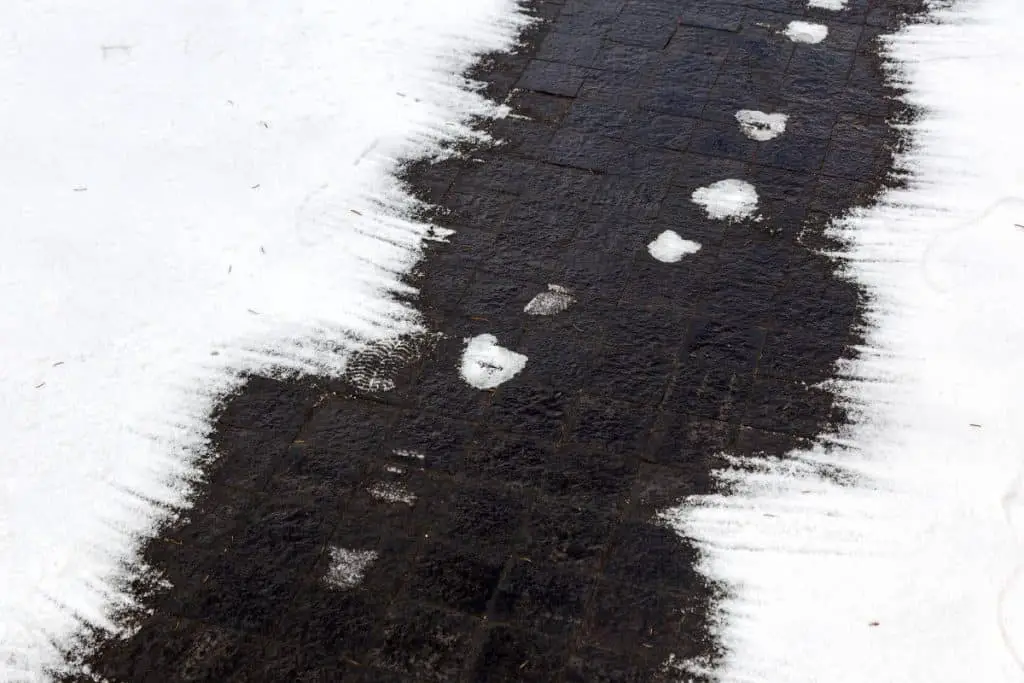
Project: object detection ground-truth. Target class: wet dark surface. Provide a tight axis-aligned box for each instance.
[60,0,926,680]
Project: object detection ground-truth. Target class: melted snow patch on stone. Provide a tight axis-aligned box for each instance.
[524,284,575,316]
[368,482,416,505]
[808,0,848,8]
[691,179,759,221]
[324,547,378,590]
[735,110,789,141]
[648,230,702,263]
[784,20,829,43]
[460,334,527,389]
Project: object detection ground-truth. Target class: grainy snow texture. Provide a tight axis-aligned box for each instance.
[648,230,702,262]
[324,547,379,590]
[368,482,417,505]
[460,334,528,389]
[691,180,759,221]
[524,284,576,315]
[783,20,829,43]
[0,0,526,678]
[669,0,1024,680]
[735,110,788,141]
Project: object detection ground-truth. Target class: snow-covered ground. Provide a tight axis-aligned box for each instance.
[666,0,1024,680]
[0,1,525,678]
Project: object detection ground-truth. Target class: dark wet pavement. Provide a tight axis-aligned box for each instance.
[59,0,925,680]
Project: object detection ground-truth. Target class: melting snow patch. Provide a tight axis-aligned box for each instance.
[368,482,416,505]
[691,179,759,221]
[784,20,829,43]
[460,334,527,390]
[524,284,575,316]
[808,0,848,8]
[647,230,702,263]
[324,547,378,590]
[735,110,789,141]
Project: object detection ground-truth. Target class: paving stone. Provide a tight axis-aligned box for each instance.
[405,541,506,614]
[469,625,570,682]
[607,9,678,49]
[490,560,592,634]
[518,58,593,97]
[680,1,747,31]
[371,603,478,681]
[518,494,617,572]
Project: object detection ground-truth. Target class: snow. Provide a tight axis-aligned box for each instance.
[0,0,527,678]
[735,111,788,142]
[460,334,528,389]
[324,547,379,590]
[524,284,575,315]
[368,482,417,505]
[807,0,848,9]
[784,21,829,44]
[666,0,1024,680]
[692,180,759,221]
[647,230,702,263]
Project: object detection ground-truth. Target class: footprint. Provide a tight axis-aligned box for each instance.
[692,179,759,221]
[648,230,702,263]
[807,0,848,9]
[784,21,829,44]
[459,334,527,389]
[735,110,788,141]
[524,284,575,316]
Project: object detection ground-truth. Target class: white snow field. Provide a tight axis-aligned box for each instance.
[0,1,526,678]
[665,0,1024,680]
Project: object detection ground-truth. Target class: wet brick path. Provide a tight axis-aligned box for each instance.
[61,0,924,680]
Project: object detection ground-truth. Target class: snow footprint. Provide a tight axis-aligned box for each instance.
[784,21,829,44]
[460,334,527,389]
[692,179,759,221]
[648,231,701,263]
[524,284,575,316]
[735,110,788,141]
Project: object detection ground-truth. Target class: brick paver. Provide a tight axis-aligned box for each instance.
[60,0,925,680]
